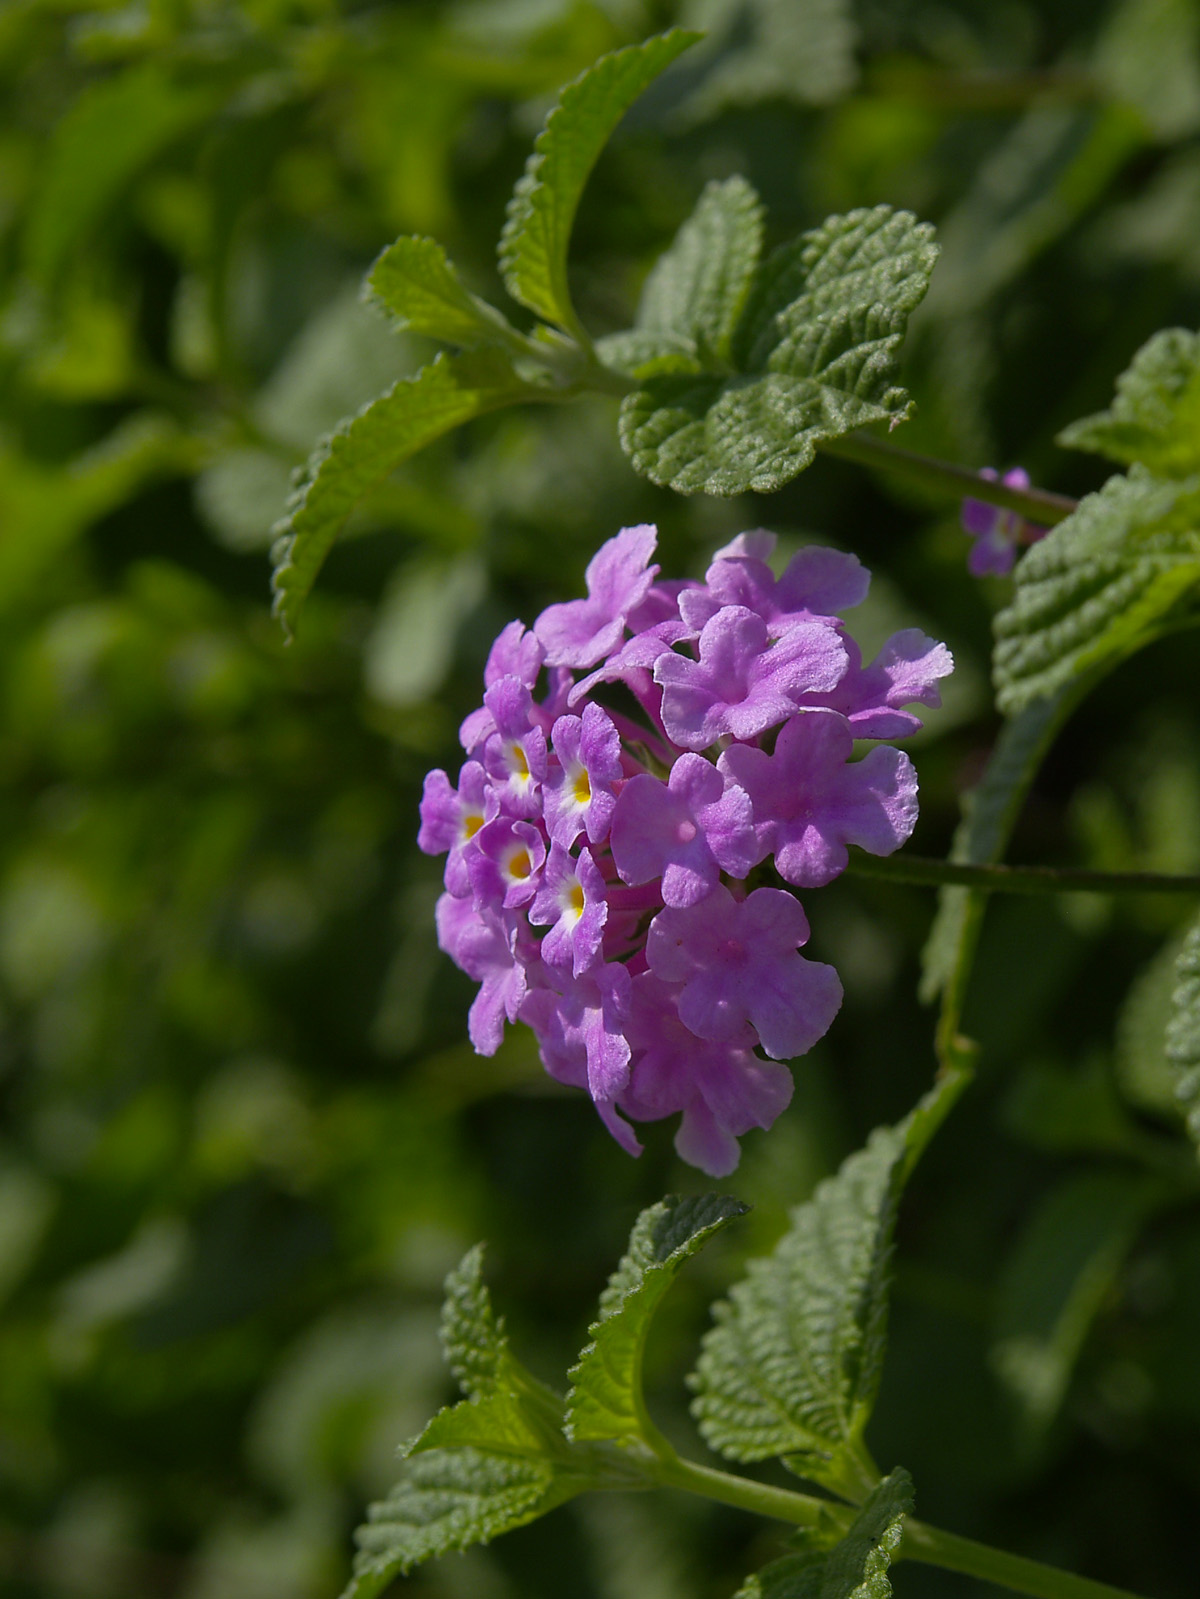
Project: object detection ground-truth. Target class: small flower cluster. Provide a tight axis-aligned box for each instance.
[419,526,952,1175]
[960,467,1047,576]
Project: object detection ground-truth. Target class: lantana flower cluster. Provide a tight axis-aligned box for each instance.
[419,526,952,1175]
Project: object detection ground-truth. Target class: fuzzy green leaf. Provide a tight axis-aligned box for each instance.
[689,1119,916,1496]
[566,1194,748,1443]
[440,1244,519,1401]
[993,465,1200,714]
[735,1468,913,1599]
[270,349,537,635]
[343,1447,577,1599]
[1167,912,1200,1152]
[620,205,938,495]
[635,176,765,365]
[366,236,518,348]
[1058,328,1200,478]
[498,30,700,334]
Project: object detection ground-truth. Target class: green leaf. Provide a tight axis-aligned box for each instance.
[1166,911,1200,1152]
[1058,328,1200,478]
[990,1173,1161,1443]
[735,1468,913,1599]
[635,176,765,365]
[993,465,1200,715]
[498,29,700,335]
[620,205,938,495]
[919,690,1075,1004]
[270,349,537,635]
[343,1447,575,1599]
[439,1243,516,1401]
[566,1194,748,1444]
[366,236,519,348]
[24,65,220,288]
[689,1116,918,1497]
[342,1246,626,1597]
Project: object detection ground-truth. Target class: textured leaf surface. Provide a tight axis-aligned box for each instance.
[636,177,764,364]
[566,1194,747,1442]
[366,237,517,347]
[343,1448,575,1599]
[343,1246,608,1596]
[993,466,1200,714]
[271,349,536,634]
[620,205,937,494]
[1167,912,1200,1152]
[1058,328,1200,477]
[735,1469,913,1599]
[440,1244,516,1400]
[498,30,699,332]
[689,1122,912,1492]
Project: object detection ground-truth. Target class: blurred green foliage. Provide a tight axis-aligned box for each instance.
[1,1,1200,1596]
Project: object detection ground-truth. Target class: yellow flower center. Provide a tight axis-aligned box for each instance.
[463,812,485,840]
[573,767,592,806]
[568,881,586,915]
[508,848,532,880]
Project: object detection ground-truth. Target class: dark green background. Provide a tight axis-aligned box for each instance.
[0,1,1198,1594]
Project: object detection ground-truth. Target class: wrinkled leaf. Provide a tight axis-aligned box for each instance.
[566,1194,747,1443]
[1058,327,1200,478]
[735,1468,913,1599]
[270,349,537,635]
[366,236,519,348]
[498,30,700,334]
[993,465,1200,714]
[689,1124,905,1496]
[620,205,937,494]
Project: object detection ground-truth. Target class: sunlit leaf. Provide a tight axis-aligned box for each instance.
[270,349,538,635]
[620,205,937,494]
[498,30,700,334]
[735,1468,913,1599]
[1058,328,1200,478]
[566,1194,747,1443]
[993,466,1200,714]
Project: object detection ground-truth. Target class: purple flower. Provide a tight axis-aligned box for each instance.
[528,843,608,975]
[961,467,1047,577]
[646,885,842,1059]
[719,710,918,887]
[468,816,546,910]
[682,541,869,636]
[610,754,760,907]
[813,630,954,739]
[654,606,847,750]
[421,525,950,1172]
[542,703,623,849]
[435,893,530,1056]
[481,677,548,817]
[417,760,496,896]
[521,961,638,1152]
[623,973,794,1175]
[534,524,659,668]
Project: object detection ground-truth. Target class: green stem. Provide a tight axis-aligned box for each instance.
[900,1520,1149,1599]
[819,430,1078,525]
[847,852,1200,897]
[650,1456,1152,1599]
[647,1452,853,1534]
